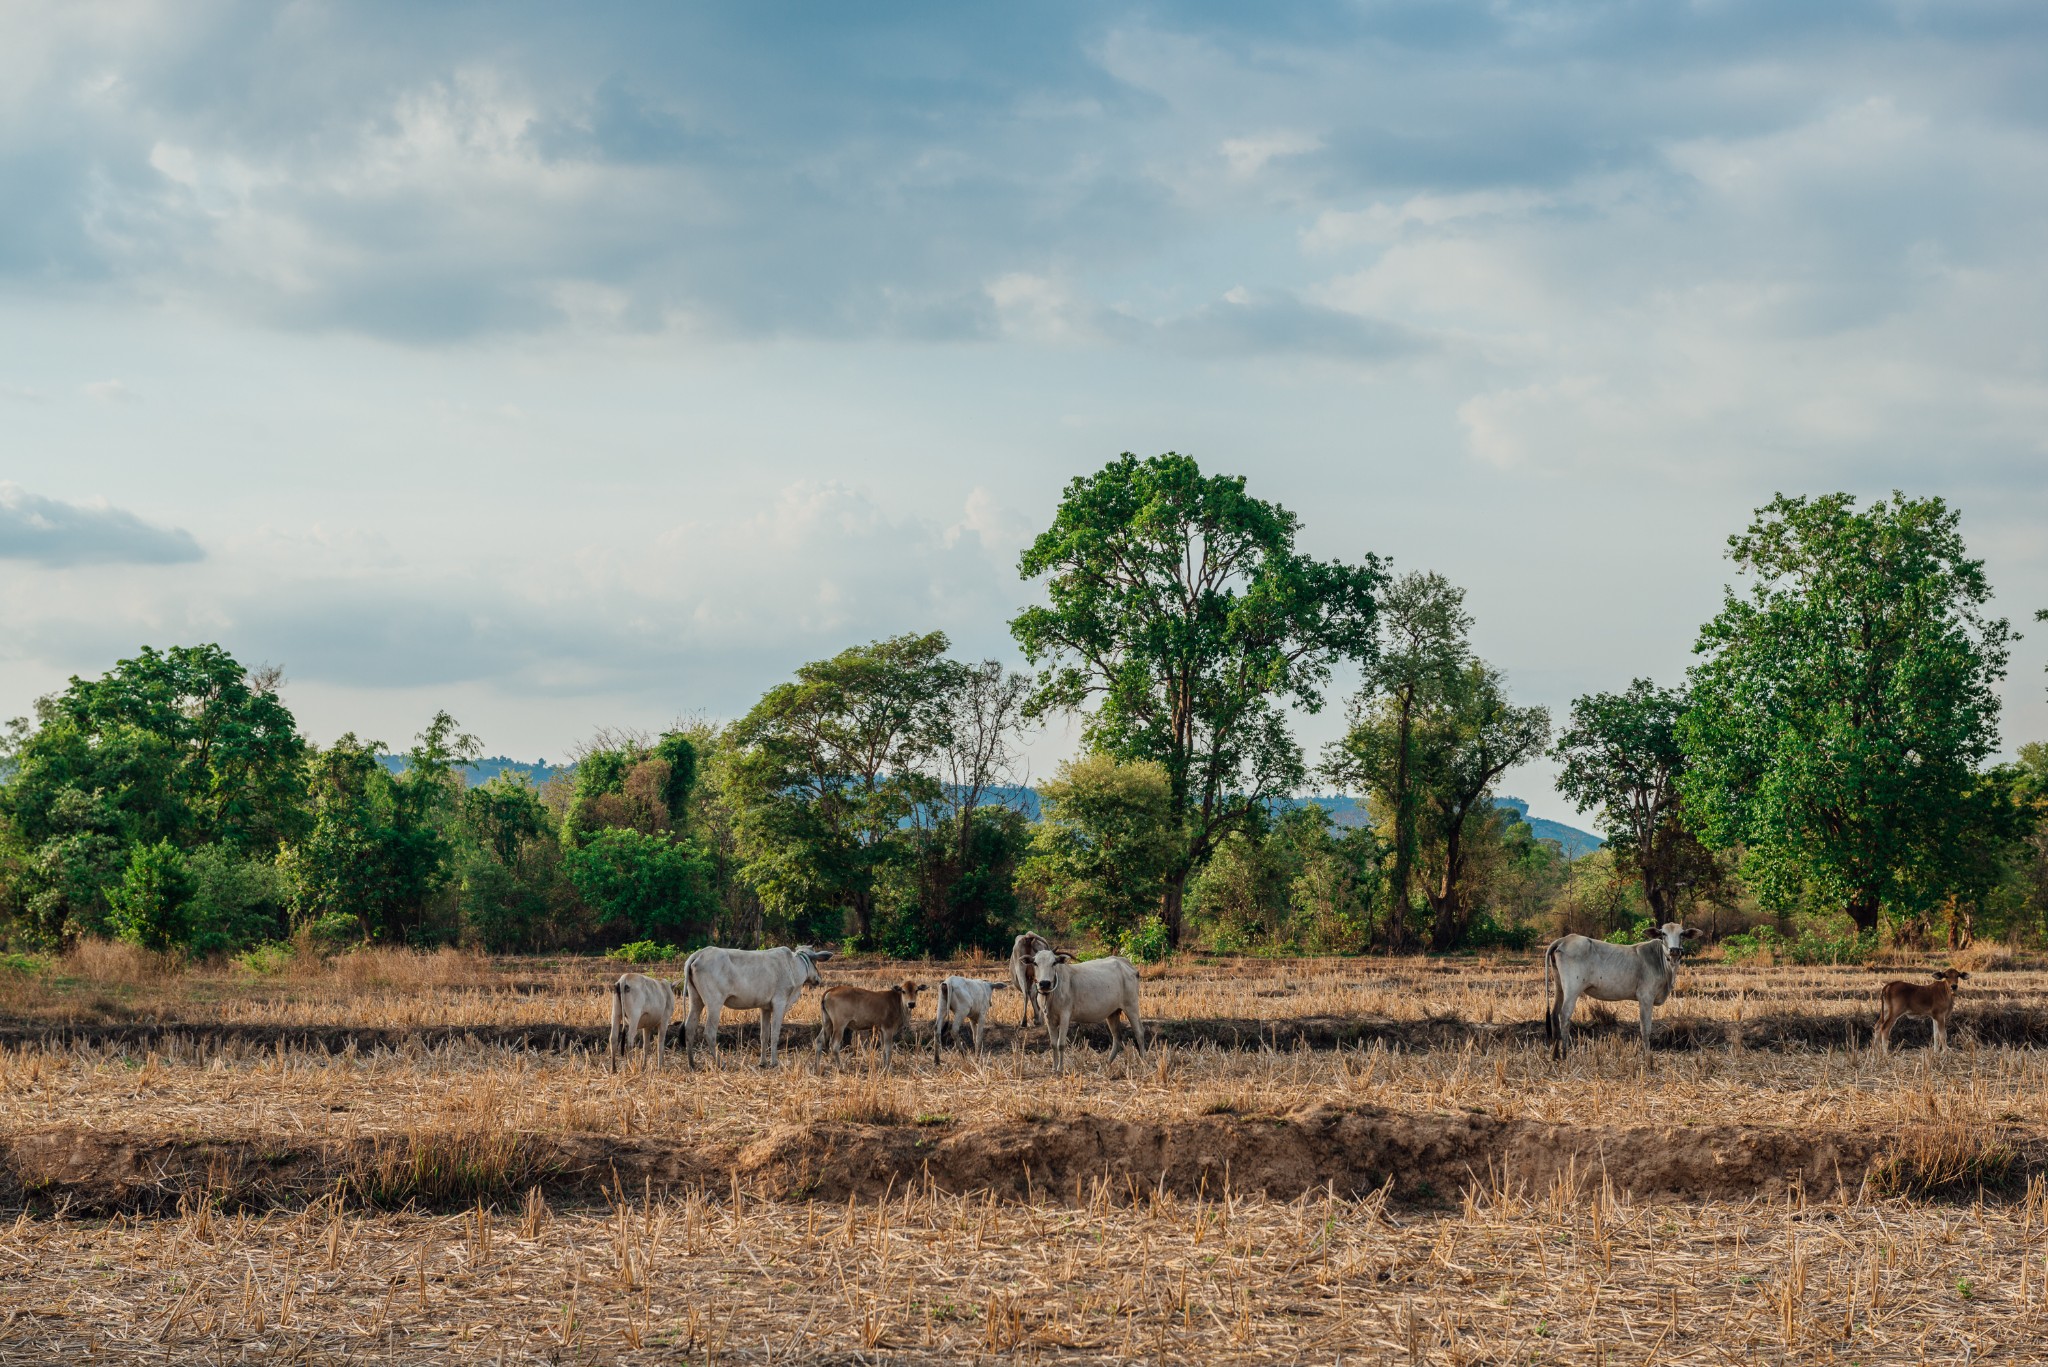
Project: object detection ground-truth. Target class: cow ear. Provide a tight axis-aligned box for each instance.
[811,950,835,961]
[1054,950,1077,962]
[1958,971,1971,980]
[1682,928,1702,940]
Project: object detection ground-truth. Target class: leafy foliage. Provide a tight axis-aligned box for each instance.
[1013,453,1383,945]
[1679,492,2011,932]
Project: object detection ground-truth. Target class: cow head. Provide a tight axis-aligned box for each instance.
[898,980,924,1008]
[1655,923,1703,960]
[1932,968,1968,989]
[793,945,834,987]
[1032,947,1076,1000]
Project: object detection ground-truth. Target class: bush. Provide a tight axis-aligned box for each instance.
[1118,914,1171,964]
[617,939,681,964]
[562,828,714,942]
[233,942,294,975]
[1455,908,1537,952]
[300,911,361,952]
[106,840,195,952]
[1720,922,1877,966]
[185,845,289,957]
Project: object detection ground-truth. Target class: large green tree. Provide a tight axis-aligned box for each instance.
[1319,571,1471,950]
[1011,453,1383,946]
[1408,662,1550,951]
[1553,679,1721,924]
[726,633,952,943]
[1021,753,1179,947]
[0,644,305,942]
[1679,492,2012,933]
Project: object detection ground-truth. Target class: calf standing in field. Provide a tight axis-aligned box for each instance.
[681,944,834,1068]
[1543,922,1701,1057]
[1010,933,1055,1029]
[1874,968,1968,1055]
[815,980,924,1069]
[1031,947,1147,1073]
[933,976,1010,1060]
[608,972,679,1072]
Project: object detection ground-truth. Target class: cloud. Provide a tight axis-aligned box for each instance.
[0,484,203,567]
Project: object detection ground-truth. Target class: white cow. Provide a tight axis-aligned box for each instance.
[933,976,1010,1060]
[681,944,833,1068]
[608,972,679,1072]
[1031,948,1147,1072]
[1543,922,1701,1056]
[1010,933,1055,1029]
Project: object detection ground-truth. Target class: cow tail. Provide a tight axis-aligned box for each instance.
[681,955,701,1063]
[1542,941,1558,1044]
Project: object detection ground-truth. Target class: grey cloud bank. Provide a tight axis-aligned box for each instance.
[0,483,203,566]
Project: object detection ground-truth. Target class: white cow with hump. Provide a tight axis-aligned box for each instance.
[1031,947,1147,1072]
[681,944,833,1068]
[1543,922,1701,1056]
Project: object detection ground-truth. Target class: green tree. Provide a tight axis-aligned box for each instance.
[183,844,289,956]
[726,633,952,943]
[1320,571,1472,950]
[281,715,471,944]
[106,839,196,951]
[1553,679,1721,924]
[1679,492,2012,933]
[1409,662,1551,951]
[0,645,306,943]
[562,827,714,943]
[1021,754,1179,947]
[1012,453,1383,946]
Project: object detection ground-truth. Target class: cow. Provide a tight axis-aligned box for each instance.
[608,972,679,1072]
[1010,933,1056,1029]
[1874,968,1968,1055]
[814,980,924,1069]
[932,976,1010,1060]
[1543,922,1701,1057]
[1031,947,1147,1073]
[681,944,834,1068]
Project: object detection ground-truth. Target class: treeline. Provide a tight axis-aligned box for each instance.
[1,459,2044,961]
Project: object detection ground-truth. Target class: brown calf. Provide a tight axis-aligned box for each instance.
[814,980,925,1069]
[1874,968,1968,1055]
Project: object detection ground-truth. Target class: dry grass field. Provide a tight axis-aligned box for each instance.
[3,942,2047,1363]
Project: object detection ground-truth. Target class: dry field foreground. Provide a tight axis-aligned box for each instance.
[3,948,2048,1363]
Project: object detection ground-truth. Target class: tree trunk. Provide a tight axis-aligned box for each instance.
[849,893,872,943]
[1382,691,1416,954]
[1846,889,1880,934]
[1425,816,1466,953]
[1161,875,1186,949]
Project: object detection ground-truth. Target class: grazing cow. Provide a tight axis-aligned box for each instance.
[681,944,834,1068]
[1010,933,1056,1029]
[1031,948,1147,1072]
[933,976,1010,1060]
[608,972,679,1072]
[1874,968,1968,1055]
[815,980,925,1069]
[1543,922,1701,1056]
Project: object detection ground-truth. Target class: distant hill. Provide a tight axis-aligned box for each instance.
[1282,794,1605,861]
[378,761,1603,858]
[378,754,570,787]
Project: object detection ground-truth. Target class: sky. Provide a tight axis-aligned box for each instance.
[3,0,2046,828]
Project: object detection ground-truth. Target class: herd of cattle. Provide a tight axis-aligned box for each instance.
[605,922,1974,1071]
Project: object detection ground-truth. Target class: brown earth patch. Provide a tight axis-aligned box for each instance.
[3,1006,2042,1058]
[6,1106,2026,1216]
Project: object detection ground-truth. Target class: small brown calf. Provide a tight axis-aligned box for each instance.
[814,980,925,1069]
[1874,968,1968,1055]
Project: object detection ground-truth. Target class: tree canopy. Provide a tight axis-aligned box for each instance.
[1011,452,1383,945]
[1679,492,2011,932]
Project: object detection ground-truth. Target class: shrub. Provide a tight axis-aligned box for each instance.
[301,911,361,952]
[106,840,195,952]
[617,939,681,964]
[184,845,289,957]
[1118,914,1171,964]
[233,942,295,976]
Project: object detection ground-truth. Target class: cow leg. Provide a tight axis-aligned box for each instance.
[1934,1013,1949,1054]
[1639,994,1657,1054]
[761,1002,786,1067]
[1554,986,1581,1056]
[972,1015,987,1059]
[701,1000,725,1068]
[1873,1006,1894,1056]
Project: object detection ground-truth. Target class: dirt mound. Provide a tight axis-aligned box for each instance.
[6,1105,2022,1216]
[4,1006,2042,1059]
